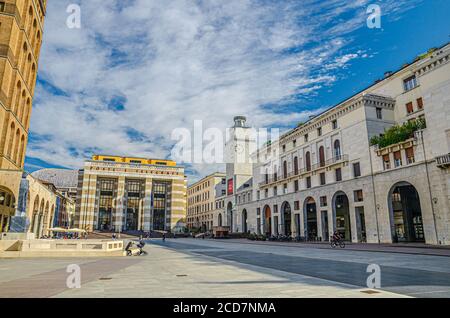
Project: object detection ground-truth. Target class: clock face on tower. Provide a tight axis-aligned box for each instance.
[235,144,244,154]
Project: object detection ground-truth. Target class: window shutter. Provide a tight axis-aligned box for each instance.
[406,102,414,113]
[417,98,423,109]
[405,147,414,158]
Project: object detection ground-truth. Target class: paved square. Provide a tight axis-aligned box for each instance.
[1,239,449,298]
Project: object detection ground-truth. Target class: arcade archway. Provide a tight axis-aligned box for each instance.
[332,192,352,241]
[242,209,248,233]
[281,202,292,236]
[303,197,317,240]
[263,205,272,236]
[388,182,425,243]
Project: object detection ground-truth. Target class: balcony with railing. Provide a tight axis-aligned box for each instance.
[258,154,349,187]
[436,153,450,168]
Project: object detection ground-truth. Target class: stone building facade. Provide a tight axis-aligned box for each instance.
[0,0,47,230]
[74,155,187,233]
[186,172,226,231]
[217,43,450,245]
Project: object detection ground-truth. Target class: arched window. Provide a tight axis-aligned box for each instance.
[7,122,15,158]
[334,140,341,159]
[35,31,41,56]
[319,146,325,167]
[294,156,299,175]
[18,135,25,167]
[24,99,31,127]
[305,151,311,171]
[18,90,26,120]
[12,82,22,114]
[13,128,20,163]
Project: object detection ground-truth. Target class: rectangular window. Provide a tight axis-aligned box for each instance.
[273,186,277,196]
[293,139,297,147]
[317,127,322,136]
[417,97,424,110]
[406,102,414,114]
[405,147,415,164]
[383,154,391,170]
[320,172,326,185]
[283,183,288,194]
[304,134,309,142]
[265,189,268,198]
[376,107,382,119]
[394,151,402,167]
[403,75,418,91]
[353,162,361,178]
[282,145,286,153]
[274,205,278,214]
[294,180,299,192]
[335,168,342,182]
[0,2,5,12]
[354,190,364,202]
[332,120,338,130]
[257,190,260,200]
[294,201,300,210]
[320,196,327,207]
[306,176,311,189]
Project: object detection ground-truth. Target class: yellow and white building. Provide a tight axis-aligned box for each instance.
[187,172,226,231]
[0,0,47,230]
[75,155,187,233]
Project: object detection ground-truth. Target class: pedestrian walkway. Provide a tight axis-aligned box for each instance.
[0,244,406,298]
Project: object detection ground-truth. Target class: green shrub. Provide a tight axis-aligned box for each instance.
[370,118,426,148]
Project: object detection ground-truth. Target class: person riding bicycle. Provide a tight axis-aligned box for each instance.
[332,231,342,243]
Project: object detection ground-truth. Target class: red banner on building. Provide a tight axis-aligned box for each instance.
[227,178,233,195]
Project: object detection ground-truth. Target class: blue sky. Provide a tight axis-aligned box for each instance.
[25,0,450,181]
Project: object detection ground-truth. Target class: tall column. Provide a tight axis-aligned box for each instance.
[80,174,97,232]
[143,178,152,232]
[114,177,126,232]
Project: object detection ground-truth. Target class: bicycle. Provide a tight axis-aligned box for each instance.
[330,239,345,248]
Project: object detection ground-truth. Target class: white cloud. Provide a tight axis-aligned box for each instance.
[28,0,421,180]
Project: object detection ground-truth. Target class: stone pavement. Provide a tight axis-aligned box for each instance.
[0,243,406,298]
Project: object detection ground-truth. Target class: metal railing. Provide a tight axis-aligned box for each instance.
[259,154,348,186]
[436,153,450,168]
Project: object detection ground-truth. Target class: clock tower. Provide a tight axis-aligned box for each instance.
[223,116,256,232]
